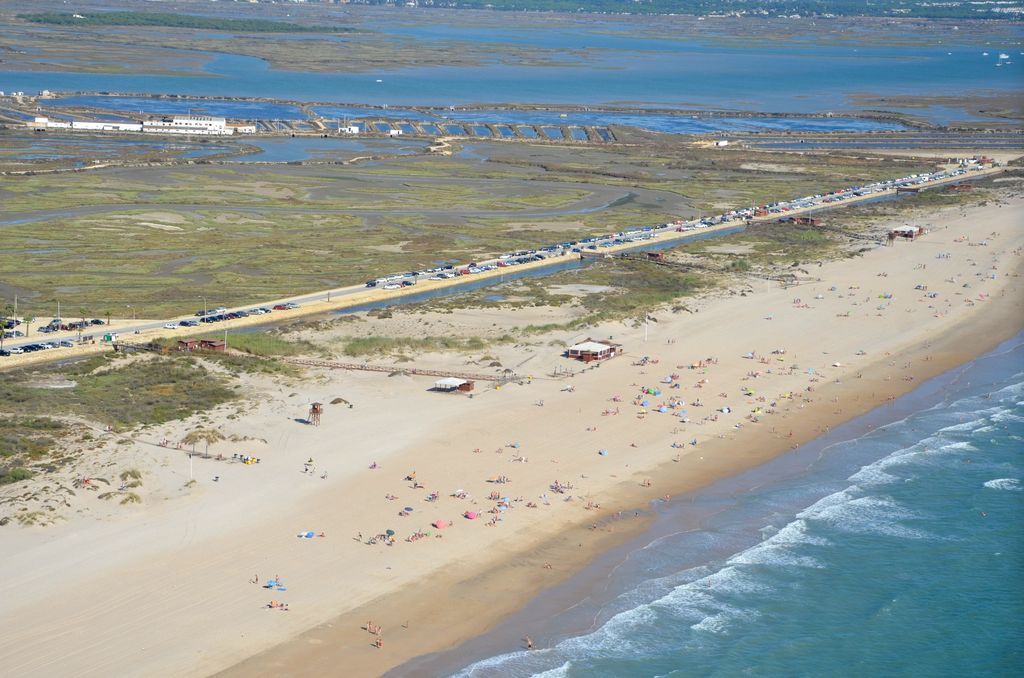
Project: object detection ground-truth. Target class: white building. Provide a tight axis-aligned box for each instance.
[339,124,361,135]
[226,123,256,134]
[71,120,143,132]
[142,115,233,135]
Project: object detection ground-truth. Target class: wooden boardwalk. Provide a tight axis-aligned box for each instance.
[110,342,516,383]
[285,358,517,382]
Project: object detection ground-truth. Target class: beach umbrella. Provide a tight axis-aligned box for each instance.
[465,511,477,520]
[404,506,414,512]
[599,449,608,456]
[385,529,395,536]
[433,520,446,529]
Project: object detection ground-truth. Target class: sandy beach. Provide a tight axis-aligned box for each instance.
[1,188,1022,678]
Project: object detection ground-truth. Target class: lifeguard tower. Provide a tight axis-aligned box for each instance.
[309,402,323,426]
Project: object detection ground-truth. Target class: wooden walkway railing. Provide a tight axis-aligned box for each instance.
[284,358,517,383]
[110,342,517,383]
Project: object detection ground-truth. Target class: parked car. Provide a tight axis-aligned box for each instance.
[164,323,179,330]
[0,349,11,357]
[58,340,74,348]
[8,347,24,354]
[90,319,105,326]
[179,319,199,327]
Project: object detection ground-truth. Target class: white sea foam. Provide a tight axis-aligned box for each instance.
[769,518,831,547]
[531,662,571,678]
[730,545,824,569]
[983,478,1021,491]
[991,409,1024,424]
[797,488,859,519]
[804,494,933,540]
[725,519,828,569]
[690,606,759,635]
[848,464,901,488]
[937,419,987,433]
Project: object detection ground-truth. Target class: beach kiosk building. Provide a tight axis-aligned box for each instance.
[434,377,475,392]
[566,338,620,363]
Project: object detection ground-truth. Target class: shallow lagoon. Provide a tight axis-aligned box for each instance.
[4,20,1020,124]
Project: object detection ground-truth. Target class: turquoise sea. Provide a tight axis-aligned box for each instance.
[399,334,1024,678]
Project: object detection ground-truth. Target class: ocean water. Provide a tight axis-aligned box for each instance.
[436,335,1024,678]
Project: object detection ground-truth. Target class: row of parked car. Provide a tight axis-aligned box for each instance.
[1,339,76,356]
[167,303,300,329]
